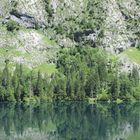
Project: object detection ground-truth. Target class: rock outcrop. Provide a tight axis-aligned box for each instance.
[103,0,131,54]
[0,0,139,70]
[3,10,46,28]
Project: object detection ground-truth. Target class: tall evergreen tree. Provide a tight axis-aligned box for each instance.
[98,57,108,89]
[85,69,100,98]
[110,73,120,100]
[12,67,19,96]
[35,70,44,97]
[15,82,22,102]
[5,85,15,102]
[1,60,10,87]
[120,73,132,99]
[130,66,139,86]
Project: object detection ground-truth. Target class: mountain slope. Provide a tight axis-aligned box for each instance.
[0,0,139,71]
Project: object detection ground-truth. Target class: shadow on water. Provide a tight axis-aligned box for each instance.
[0,102,140,140]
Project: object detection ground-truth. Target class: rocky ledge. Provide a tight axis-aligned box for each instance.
[2,10,46,29]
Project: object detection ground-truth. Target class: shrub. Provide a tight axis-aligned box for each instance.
[6,20,19,32]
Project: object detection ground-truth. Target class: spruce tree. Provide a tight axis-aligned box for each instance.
[1,60,15,102]
[66,77,71,97]
[12,68,19,96]
[98,58,108,88]
[0,86,6,101]
[2,60,10,87]
[15,82,22,102]
[85,68,100,98]
[6,85,15,102]
[110,73,120,100]
[28,76,33,99]
[120,73,132,99]
[36,70,44,97]
[130,66,139,86]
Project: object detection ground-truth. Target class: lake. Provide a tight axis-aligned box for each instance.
[0,102,140,140]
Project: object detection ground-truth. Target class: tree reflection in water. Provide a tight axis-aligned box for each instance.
[0,102,140,140]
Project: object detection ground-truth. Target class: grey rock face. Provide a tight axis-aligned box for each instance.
[3,10,46,28]
[102,0,131,54]
[0,0,139,70]
[1,0,139,52]
[13,0,47,23]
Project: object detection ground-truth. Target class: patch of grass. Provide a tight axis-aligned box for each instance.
[123,48,140,64]
[20,27,35,32]
[43,36,57,46]
[20,28,58,46]
[0,46,22,68]
[0,61,31,76]
[0,44,34,59]
[0,46,21,56]
[33,63,57,75]
[35,29,58,46]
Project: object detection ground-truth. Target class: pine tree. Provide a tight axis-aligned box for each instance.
[53,73,66,99]
[0,86,6,101]
[66,77,71,97]
[74,78,81,99]
[1,60,10,87]
[110,73,120,100]
[15,82,22,102]
[78,70,86,99]
[35,70,44,97]
[130,66,139,86]
[85,69,100,98]
[98,57,108,88]
[21,80,29,101]
[19,64,24,85]
[120,73,132,99]
[28,75,33,99]
[5,85,15,102]
[12,68,19,96]
[1,60,15,102]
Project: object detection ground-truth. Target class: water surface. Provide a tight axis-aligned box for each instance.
[0,102,140,140]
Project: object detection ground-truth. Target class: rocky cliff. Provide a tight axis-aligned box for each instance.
[0,0,139,71]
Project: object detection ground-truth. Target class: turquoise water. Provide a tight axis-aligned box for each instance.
[0,102,140,140]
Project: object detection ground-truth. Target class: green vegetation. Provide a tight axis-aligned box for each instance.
[124,48,140,64]
[33,64,56,74]
[43,0,106,48]
[6,20,20,32]
[44,0,54,18]
[127,130,140,140]
[0,46,21,57]
[43,36,57,46]
[55,47,140,102]
[0,102,140,140]
[0,1,139,139]
[0,46,139,103]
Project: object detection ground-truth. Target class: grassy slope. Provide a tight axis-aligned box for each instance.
[0,25,58,75]
[33,64,57,75]
[123,48,140,64]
